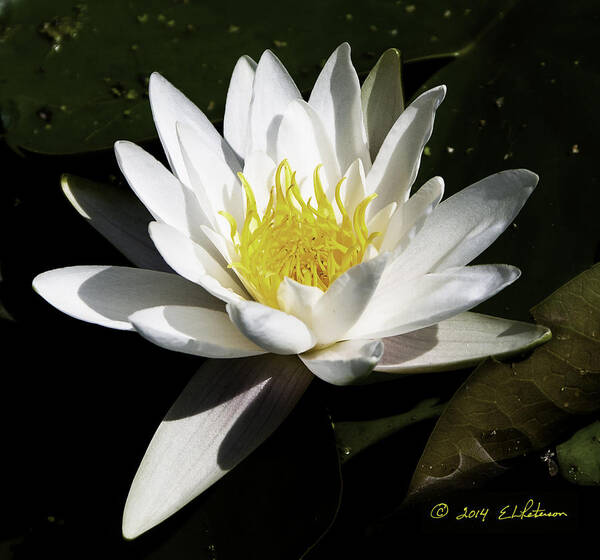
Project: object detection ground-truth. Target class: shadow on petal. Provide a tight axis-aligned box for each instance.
[379,324,439,367]
[217,354,312,469]
[163,354,311,423]
[77,266,221,324]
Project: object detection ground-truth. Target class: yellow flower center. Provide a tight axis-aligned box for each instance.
[220,160,379,308]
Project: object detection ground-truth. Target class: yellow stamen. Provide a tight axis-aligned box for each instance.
[224,160,379,308]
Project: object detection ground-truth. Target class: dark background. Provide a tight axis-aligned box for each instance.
[1,0,599,558]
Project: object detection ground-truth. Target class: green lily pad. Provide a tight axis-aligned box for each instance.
[407,263,600,500]
[334,398,446,464]
[0,0,514,154]
[557,421,600,486]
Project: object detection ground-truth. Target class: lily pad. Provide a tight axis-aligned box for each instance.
[407,263,600,500]
[334,398,445,463]
[0,0,514,154]
[556,421,600,486]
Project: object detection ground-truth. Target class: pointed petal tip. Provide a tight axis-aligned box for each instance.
[121,506,157,541]
[148,71,166,87]
[517,168,540,185]
[259,48,277,63]
[232,54,257,73]
[436,84,447,103]
[539,325,553,343]
[31,272,43,293]
[148,72,168,101]
[31,268,62,297]
[60,174,93,220]
[113,139,135,155]
[502,264,521,282]
[383,47,401,58]
[336,41,351,53]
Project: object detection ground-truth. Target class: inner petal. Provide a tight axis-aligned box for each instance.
[220,160,380,308]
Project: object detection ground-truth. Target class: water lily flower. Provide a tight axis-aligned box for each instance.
[33,43,550,538]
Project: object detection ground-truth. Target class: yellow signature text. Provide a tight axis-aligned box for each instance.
[430,499,568,522]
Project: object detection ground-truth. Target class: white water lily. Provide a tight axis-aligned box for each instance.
[33,43,550,538]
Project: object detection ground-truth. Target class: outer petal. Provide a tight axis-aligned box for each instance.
[379,176,444,253]
[376,312,551,373]
[226,300,316,354]
[148,222,248,304]
[122,354,312,539]
[346,264,521,339]
[308,43,370,175]
[276,99,340,197]
[361,48,404,160]
[129,305,266,358]
[386,169,539,281]
[32,266,221,330]
[300,339,384,385]
[311,253,389,345]
[223,55,257,160]
[366,85,446,217]
[61,174,169,272]
[114,141,209,240]
[149,72,241,185]
[248,50,301,159]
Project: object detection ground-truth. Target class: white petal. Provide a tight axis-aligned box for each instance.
[367,202,396,250]
[376,312,551,373]
[241,150,276,216]
[361,48,404,160]
[379,176,444,253]
[129,305,266,358]
[61,174,169,272]
[114,141,209,240]
[227,300,316,354]
[276,277,323,328]
[347,264,521,339]
[300,339,383,385]
[149,72,240,185]
[176,121,244,228]
[148,222,247,303]
[200,225,238,264]
[32,266,221,330]
[308,43,370,175]
[276,99,340,197]
[122,355,312,539]
[311,253,389,345]
[223,55,257,160]
[387,169,539,280]
[248,50,301,159]
[339,158,367,217]
[366,85,446,217]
